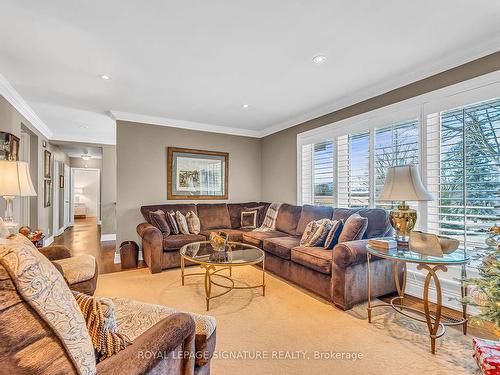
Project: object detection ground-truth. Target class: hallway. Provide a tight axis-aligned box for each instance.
[53,217,123,274]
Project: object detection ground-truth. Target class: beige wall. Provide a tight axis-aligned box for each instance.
[116,121,262,245]
[261,51,500,203]
[0,95,69,238]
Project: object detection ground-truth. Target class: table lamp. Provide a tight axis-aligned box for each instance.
[0,160,37,227]
[379,165,433,246]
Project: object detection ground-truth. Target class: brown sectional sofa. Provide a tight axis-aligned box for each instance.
[137,202,398,310]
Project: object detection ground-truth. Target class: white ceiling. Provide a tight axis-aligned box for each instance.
[0,1,499,143]
[52,142,102,159]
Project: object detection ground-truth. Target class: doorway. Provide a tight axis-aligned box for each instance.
[71,168,100,228]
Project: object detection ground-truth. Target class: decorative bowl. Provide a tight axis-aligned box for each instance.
[409,231,459,256]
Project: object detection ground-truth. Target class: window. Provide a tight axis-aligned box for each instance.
[338,132,370,208]
[298,92,500,255]
[313,141,334,205]
[427,98,500,249]
[375,119,419,209]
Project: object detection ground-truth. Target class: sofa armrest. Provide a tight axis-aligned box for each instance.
[333,239,375,269]
[38,245,72,261]
[96,313,196,375]
[136,222,163,274]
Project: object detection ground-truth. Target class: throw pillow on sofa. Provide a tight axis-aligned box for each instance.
[175,211,190,235]
[166,211,180,234]
[300,219,332,247]
[185,211,201,234]
[324,220,343,249]
[149,210,171,234]
[338,213,368,243]
[241,210,258,229]
[73,291,131,360]
[243,205,266,227]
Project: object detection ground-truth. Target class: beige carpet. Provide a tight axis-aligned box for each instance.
[96,266,479,375]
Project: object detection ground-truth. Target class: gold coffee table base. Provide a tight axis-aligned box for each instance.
[181,256,265,311]
[367,252,468,354]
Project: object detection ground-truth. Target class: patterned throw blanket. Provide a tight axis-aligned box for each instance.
[253,202,282,232]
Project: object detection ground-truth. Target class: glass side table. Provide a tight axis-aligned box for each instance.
[366,245,470,354]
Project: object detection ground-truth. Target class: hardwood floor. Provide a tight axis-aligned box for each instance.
[53,217,145,274]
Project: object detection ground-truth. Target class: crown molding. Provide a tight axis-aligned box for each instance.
[111,110,262,138]
[0,73,53,139]
[259,36,500,137]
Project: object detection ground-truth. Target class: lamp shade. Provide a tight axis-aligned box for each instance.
[379,165,433,202]
[0,160,37,197]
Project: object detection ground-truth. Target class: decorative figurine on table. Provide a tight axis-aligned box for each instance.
[485,225,500,249]
[209,231,229,252]
[19,226,45,248]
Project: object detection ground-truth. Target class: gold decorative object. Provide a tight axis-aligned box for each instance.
[485,225,500,248]
[379,165,433,245]
[409,231,460,256]
[209,231,228,252]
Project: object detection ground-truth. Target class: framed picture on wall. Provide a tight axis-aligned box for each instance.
[0,132,20,161]
[44,150,52,178]
[59,174,64,189]
[167,147,228,200]
[44,180,52,208]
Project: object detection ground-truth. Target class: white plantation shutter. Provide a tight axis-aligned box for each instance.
[301,144,313,205]
[374,119,420,210]
[337,132,370,208]
[426,98,500,249]
[312,141,334,205]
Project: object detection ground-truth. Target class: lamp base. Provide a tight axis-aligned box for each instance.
[389,201,417,250]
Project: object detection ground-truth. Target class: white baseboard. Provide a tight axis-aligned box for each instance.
[97,220,102,225]
[100,233,116,242]
[44,236,54,246]
[55,227,64,236]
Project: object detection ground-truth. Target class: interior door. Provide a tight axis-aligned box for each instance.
[64,164,71,228]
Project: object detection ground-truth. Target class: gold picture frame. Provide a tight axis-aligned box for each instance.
[167,147,228,200]
[44,150,52,179]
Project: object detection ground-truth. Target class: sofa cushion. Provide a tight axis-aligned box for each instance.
[291,246,333,274]
[149,210,171,234]
[324,220,344,249]
[175,211,190,234]
[227,202,261,228]
[197,204,231,230]
[166,211,180,234]
[140,204,197,223]
[242,230,288,248]
[162,234,206,251]
[111,297,216,367]
[53,255,96,285]
[0,238,96,375]
[263,236,300,260]
[338,213,368,243]
[200,228,252,242]
[243,205,267,227]
[296,205,334,235]
[332,208,391,239]
[185,211,201,234]
[240,210,258,229]
[275,203,303,235]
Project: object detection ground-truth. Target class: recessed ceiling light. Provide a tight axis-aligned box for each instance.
[79,124,89,129]
[242,104,249,109]
[312,55,327,64]
[99,74,111,80]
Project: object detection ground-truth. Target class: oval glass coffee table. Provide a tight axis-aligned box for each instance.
[366,245,470,354]
[180,241,265,311]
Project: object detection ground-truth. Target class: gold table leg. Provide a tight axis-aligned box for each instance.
[417,263,447,354]
[262,258,266,296]
[367,252,372,323]
[181,255,185,286]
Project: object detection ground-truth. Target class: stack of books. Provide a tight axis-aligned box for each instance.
[368,239,397,250]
